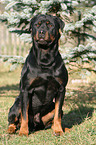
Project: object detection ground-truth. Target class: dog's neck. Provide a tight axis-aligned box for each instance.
[32,40,59,68]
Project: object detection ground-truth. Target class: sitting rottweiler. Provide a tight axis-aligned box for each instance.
[8,14,68,136]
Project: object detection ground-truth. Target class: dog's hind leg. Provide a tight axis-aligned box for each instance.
[40,102,55,127]
[8,94,21,134]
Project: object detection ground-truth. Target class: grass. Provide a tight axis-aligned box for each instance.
[0,63,96,145]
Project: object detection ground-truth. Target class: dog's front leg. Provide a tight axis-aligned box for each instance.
[19,91,29,136]
[52,86,65,136]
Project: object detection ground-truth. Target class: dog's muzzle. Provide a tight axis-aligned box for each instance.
[35,30,49,45]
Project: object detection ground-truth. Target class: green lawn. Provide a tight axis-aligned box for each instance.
[0,63,96,145]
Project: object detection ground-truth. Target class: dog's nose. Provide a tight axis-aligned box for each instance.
[39,30,45,34]
[39,30,45,39]
[40,31,43,34]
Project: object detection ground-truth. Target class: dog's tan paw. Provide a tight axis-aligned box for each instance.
[7,124,16,134]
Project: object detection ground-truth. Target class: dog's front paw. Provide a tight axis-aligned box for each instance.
[51,123,63,136]
[7,124,16,134]
[19,128,29,136]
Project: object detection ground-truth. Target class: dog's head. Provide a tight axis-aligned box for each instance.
[30,15,64,48]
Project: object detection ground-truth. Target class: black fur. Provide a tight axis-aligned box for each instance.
[8,15,68,135]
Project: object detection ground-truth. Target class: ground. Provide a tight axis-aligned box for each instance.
[0,63,96,145]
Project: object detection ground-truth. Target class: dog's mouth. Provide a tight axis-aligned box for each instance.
[38,40,49,50]
[34,31,54,48]
[37,39,55,50]
[38,38,48,45]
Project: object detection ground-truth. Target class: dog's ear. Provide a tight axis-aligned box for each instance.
[29,16,37,32]
[54,16,65,32]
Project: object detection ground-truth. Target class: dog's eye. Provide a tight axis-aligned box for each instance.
[46,21,50,25]
[38,21,41,25]
[36,24,40,27]
[36,22,41,27]
[46,21,53,28]
[49,24,52,27]
[36,24,39,27]
[48,24,53,28]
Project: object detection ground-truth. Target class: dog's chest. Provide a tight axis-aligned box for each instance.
[29,73,59,92]
[28,72,59,103]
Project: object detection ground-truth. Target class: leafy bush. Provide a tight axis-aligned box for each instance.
[0,0,96,73]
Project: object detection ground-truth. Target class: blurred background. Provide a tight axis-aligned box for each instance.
[0,0,96,73]
[0,1,96,144]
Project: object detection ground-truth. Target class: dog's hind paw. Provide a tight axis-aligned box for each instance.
[7,124,16,134]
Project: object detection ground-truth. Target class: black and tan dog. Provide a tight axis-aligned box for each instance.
[8,14,68,136]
